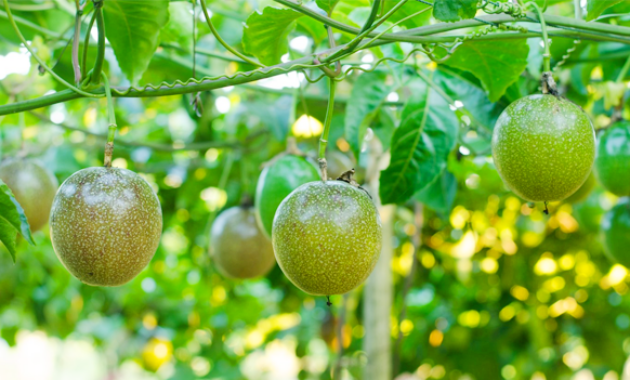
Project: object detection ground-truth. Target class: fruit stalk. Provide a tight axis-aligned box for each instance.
[90,0,105,86]
[102,73,117,168]
[72,2,84,84]
[318,77,337,182]
[528,2,552,73]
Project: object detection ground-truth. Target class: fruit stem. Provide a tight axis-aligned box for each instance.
[544,201,549,215]
[326,295,332,307]
[318,77,337,182]
[102,72,117,168]
[528,2,552,73]
[90,0,105,86]
[81,11,96,81]
[71,3,84,84]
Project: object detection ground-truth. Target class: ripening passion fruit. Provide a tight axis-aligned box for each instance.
[272,179,382,296]
[210,206,275,279]
[492,94,595,203]
[594,121,630,197]
[0,158,58,232]
[255,154,320,237]
[50,167,162,286]
[602,198,630,267]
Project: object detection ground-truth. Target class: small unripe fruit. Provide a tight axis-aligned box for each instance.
[492,94,595,202]
[564,172,595,204]
[50,167,162,286]
[594,121,630,197]
[210,206,275,279]
[255,154,320,237]
[0,158,58,232]
[602,199,630,267]
[272,180,382,295]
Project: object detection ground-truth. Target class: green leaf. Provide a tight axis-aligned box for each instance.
[415,170,457,215]
[243,7,303,66]
[587,0,623,21]
[382,0,432,28]
[0,218,17,262]
[433,0,479,22]
[379,77,459,205]
[444,39,529,102]
[433,67,503,132]
[344,71,392,160]
[316,0,340,15]
[0,180,35,261]
[103,0,170,84]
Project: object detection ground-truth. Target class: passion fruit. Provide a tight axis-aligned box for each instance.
[564,172,596,204]
[602,198,630,267]
[0,158,58,232]
[492,94,595,202]
[210,206,275,279]
[50,167,162,286]
[255,154,320,237]
[594,121,630,196]
[272,180,382,295]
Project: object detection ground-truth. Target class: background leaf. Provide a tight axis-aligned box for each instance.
[103,0,170,84]
[444,39,529,102]
[379,76,459,205]
[0,218,17,262]
[316,0,340,15]
[415,169,458,215]
[344,71,392,160]
[243,7,303,66]
[0,180,34,261]
[587,0,623,21]
[381,1,432,29]
[433,0,479,22]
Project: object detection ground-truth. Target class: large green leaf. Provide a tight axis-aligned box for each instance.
[344,71,392,160]
[103,0,169,84]
[379,77,459,205]
[243,7,303,66]
[444,39,529,102]
[587,0,623,21]
[415,169,458,215]
[433,0,479,22]
[0,180,35,261]
[316,0,340,15]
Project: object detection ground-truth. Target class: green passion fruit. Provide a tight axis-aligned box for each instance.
[492,94,595,202]
[255,154,320,238]
[602,198,630,267]
[272,180,382,296]
[50,167,162,286]
[0,158,58,232]
[564,172,596,204]
[210,206,275,279]
[594,121,630,197]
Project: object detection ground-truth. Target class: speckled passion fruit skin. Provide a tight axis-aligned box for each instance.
[210,206,275,279]
[594,121,630,197]
[492,94,595,202]
[272,180,382,296]
[50,167,162,286]
[602,198,630,267]
[255,154,320,238]
[0,158,58,232]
